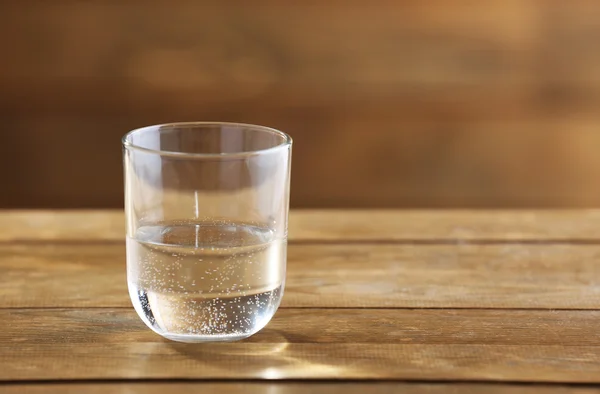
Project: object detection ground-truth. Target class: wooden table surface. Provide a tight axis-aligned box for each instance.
[2,209,600,393]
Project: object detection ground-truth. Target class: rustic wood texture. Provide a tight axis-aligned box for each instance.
[5,383,600,394]
[4,309,600,346]
[3,242,600,309]
[3,310,600,382]
[2,210,600,389]
[4,209,600,242]
[2,1,600,209]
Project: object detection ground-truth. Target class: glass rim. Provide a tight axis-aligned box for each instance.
[122,121,292,158]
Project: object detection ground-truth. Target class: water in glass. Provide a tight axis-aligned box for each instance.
[127,220,286,342]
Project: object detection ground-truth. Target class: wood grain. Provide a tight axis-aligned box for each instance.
[2,210,599,386]
[4,309,600,346]
[3,383,599,394]
[2,241,600,309]
[4,209,600,242]
[2,309,600,382]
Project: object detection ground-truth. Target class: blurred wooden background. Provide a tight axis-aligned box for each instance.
[2,0,600,208]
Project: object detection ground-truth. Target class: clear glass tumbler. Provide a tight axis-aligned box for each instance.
[122,122,292,342]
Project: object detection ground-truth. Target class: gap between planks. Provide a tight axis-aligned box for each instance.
[2,379,600,387]
[3,238,600,246]
[1,306,600,311]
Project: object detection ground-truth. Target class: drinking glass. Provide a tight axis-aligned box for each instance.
[122,122,292,342]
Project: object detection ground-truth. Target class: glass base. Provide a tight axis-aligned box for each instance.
[161,332,256,343]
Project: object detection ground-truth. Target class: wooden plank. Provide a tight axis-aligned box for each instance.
[4,210,600,242]
[0,210,125,242]
[289,209,600,242]
[4,346,598,382]
[2,309,600,382]
[2,382,599,394]
[2,242,600,309]
[4,308,600,346]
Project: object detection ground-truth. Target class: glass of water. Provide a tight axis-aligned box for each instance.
[122,122,292,342]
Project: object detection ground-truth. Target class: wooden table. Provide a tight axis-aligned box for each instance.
[2,210,600,393]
